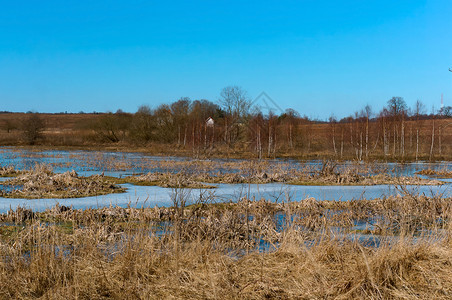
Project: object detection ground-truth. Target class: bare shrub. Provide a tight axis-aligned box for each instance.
[22,113,45,145]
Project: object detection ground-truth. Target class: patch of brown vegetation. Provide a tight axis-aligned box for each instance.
[1,164,125,199]
[0,165,20,177]
[416,168,452,178]
[289,161,444,186]
[123,172,216,189]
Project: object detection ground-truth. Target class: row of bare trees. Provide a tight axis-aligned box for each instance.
[88,89,451,160]
[3,86,450,159]
[327,97,451,160]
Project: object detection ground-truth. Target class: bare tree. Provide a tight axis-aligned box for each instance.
[364,104,372,159]
[171,98,191,146]
[439,105,452,117]
[131,105,156,142]
[219,86,251,119]
[219,86,251,145]
[328,114,337,157]
[22,113,45,145]
[387,97,407,158]
[378,108,390,156]
[413,100,425,160]
[429,106,436,161]
[281,108,299,149]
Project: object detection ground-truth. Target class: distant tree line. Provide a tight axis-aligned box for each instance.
[1,86,451,160]
[86,86,451,160]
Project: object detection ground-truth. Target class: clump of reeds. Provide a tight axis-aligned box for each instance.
[2,164,125,199]
[416,167,452,178]
[0,165,20,177]
[288,160,444,186]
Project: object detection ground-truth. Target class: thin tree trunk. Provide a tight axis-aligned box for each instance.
[178,126,181,145]
[365,117,369,159]
[416,129,419,161]
[340,128,344,159]
[332,125,337,156]
[359,132,363,161]
[393,123,396,157]
[268,125,272,158]
[204,124,207,149]
[409,125,412,154]
[257,126,262,159]
[401,119,405,159]
[273,130,277,157]
[429,119,435,161]
[439,126,442,157]
[383,118,387,156]
[289,124,293,149]
[192,125,195,150]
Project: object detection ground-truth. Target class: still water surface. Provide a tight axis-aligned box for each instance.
[0,148,450,212]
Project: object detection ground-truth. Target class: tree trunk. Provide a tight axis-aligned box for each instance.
[340,128,344,159]
[365,117,369,159]
[383,118,387,156]
[409,125,412,154]
[359,132,363,160]
[289,124,293,149]
[401,119,405,159]
[268,126,272,158]
[429,119,435,161]
[416,129,419,161]
[332,125,337,156]
[439,126,442,157]
[178,126,181,145]
[257,126,262,159]
[273,130,277,157]
[393,123,396,157]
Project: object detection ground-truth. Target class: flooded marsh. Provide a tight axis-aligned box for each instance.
[0,148,450,213]
[0,148,451,298]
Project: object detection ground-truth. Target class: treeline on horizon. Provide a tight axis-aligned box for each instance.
[1,86,451,160]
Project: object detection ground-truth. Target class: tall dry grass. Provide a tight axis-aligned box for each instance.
[0,192,451,299]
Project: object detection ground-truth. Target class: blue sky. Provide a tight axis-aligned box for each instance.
[0,0,451,119]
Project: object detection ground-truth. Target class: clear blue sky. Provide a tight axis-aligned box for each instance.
[0,0,451,119]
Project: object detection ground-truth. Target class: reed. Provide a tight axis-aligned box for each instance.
[1,164,125,199]
[0,191,451,299]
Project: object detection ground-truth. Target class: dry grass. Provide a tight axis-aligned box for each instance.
[416,168,452,179]
[0,165,21,177]
[105,159,444,188]
[0,192,451,299]
[1,164,125,199]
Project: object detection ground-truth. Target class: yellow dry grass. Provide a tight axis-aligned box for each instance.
[0,192,451,299]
